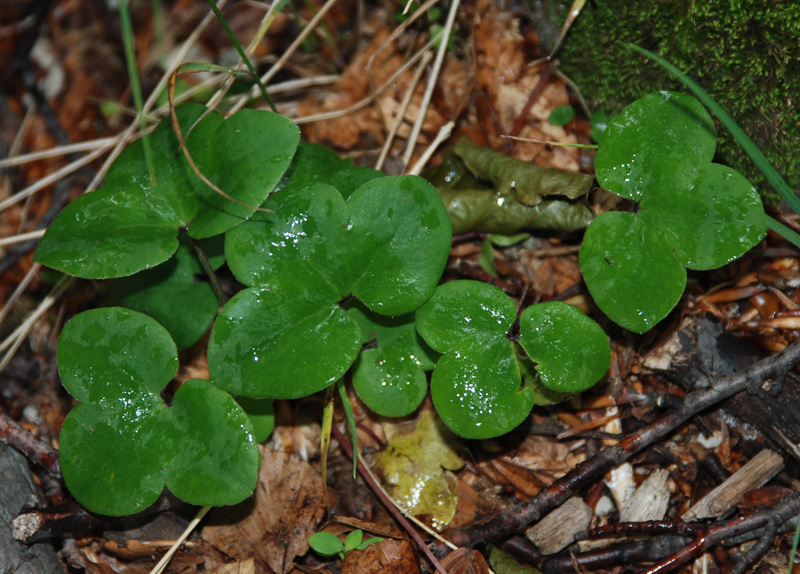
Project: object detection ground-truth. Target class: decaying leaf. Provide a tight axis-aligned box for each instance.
[423,139,594,234]
[201,446,326,574]
[441,547,491,574]
[342,538,420,574]
[376,411,464,529]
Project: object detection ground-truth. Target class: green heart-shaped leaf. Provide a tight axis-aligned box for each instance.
[595,91,716,201]
[59,391,171,516]
[208,287,361,398]
[518,302,610,393]
[212,177,451,399]
[34,187,180,279]
[346,301,437,417]
[416,281,535,439]
[582,92,765,332]
[58,307,178,402]
[57,308,258,515]
[580,212,686,333]
[277,141,384,199]
[164,379,259,506]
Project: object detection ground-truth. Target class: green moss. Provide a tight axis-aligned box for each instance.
[555,0,800,202]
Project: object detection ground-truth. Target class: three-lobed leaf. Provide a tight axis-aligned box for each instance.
[58,308,258,515]
[581,92,765,333]
[210,176,452,399]
[416,281,609,439]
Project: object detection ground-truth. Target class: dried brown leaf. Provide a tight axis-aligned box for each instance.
[202,446,326,574]
[341,538,420,574]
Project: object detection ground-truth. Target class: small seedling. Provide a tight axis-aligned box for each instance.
[308,530,384,561]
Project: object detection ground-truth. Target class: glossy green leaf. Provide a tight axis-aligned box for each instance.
[518,302,610,393]
[164,379,259,506]
[213,177,451,399]
[36,104,299,278]
[34,187,179,279]
[416,281,535,439]
[347,176,452,315]
[431,342,532,440]
[582,91,765,333]
[590,110,611,143]
[60,392,171,516]
[277,141,384,199]
[346,301,437,417]
[548,105,575,126]
[308,532,344,556]
[107,235,219,349]
[188,107,300,238]
[644,163,765,270]
[57,308,258,515]
[57,307,178,402]
[225,183,351,295]
[580,212,686,333]
[595,92,716,202]
[209,288,361,399]
[417,281,610,438]
[235,396,275,442]
[104,103,221,225]
[424,148,594,235]
[415,280,516,353]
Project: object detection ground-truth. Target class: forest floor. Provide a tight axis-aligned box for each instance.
[1,1,800,574]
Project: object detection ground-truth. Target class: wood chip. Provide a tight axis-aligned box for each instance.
[683,449,784,521]
[526,496,591,555]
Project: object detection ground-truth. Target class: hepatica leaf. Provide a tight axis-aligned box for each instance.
[210,176,451,399]
[277,141,384,199]
[58,308,258,516]
[345,301,438,418]
[35,103,299,278]
[581,92,765,333]
[416,281,609,439]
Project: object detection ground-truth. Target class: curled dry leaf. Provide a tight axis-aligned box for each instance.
[201,446,326,574]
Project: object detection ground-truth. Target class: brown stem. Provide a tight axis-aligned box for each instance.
[0,407,60,478]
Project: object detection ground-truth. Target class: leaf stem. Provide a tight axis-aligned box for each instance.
[190,238,227,306]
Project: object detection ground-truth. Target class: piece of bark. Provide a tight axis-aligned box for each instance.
[526,496,591,555]
[0,442,64,574]
[643,315,800,460]
[683,449,784,521]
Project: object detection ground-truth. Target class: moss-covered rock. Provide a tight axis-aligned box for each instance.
[553,0,800,201]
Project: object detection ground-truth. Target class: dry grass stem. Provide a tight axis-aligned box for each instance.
[402,0,460,165]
